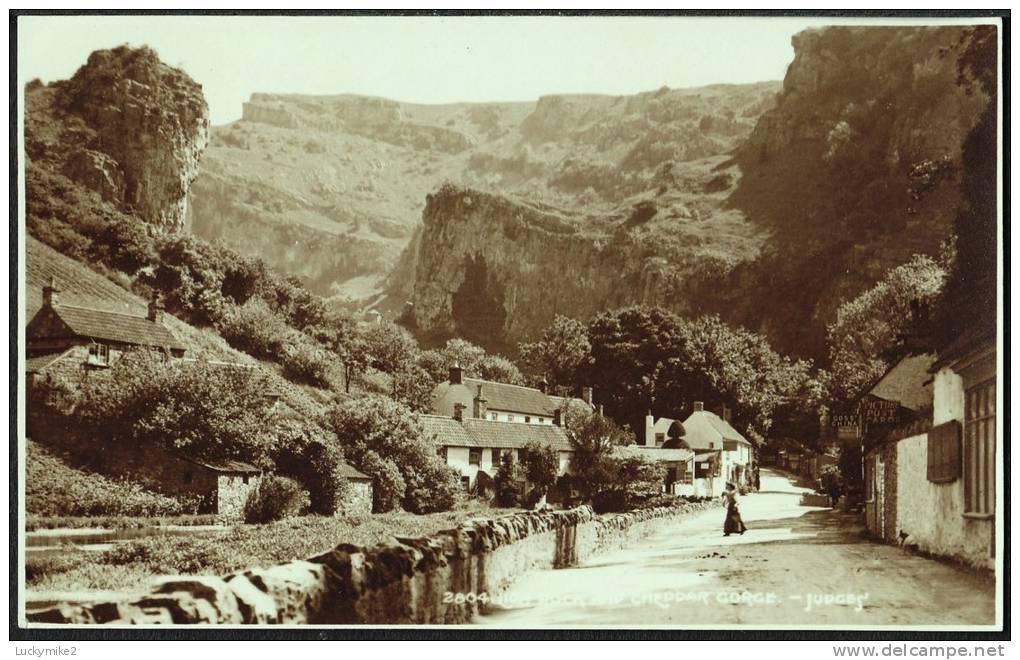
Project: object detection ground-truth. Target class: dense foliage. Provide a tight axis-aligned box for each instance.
[26,440,200,517]
[326,394,461,513]
[825,252,948,404]
[243,476,310,524]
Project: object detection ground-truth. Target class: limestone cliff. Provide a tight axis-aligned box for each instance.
[405,26,992,359]
[28,46,209,233]
[190,83,775,302]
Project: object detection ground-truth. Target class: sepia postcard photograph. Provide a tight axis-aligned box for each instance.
[8,9,1008,643]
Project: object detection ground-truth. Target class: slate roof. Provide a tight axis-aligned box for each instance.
[613,445,693,463]
[34,304,185,351]
[25,350,72,373]
[418,413,572,451]
[867,353,937,412]
[339,462,371,481]
[686,410,750,446]
[418,414,477,447]
[462,377,557,416]
[186,457,262,474]
[462,419,573,451]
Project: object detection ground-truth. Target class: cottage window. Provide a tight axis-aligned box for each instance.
[87,343,110,366]
[963,379,995,517]
[538,417,544,424]
[438,446,447,460]
[490,412,498,421]
[507,414,516,423]
[243,474,250,484]
[525,416,531,424]
[491,448,502,465]
[461,476,471,491]
[927,420,962,483]
[469,448,482,466]
[655,433,665,446]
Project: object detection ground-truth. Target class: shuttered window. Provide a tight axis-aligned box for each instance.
[964,379,995,516]
[927,420,962,483]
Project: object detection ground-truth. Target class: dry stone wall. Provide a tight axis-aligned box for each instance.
[28,501,718,625]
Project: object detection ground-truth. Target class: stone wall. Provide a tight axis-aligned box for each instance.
[28,501,718,625]
[341,480,373,517]
[217,474,261,520]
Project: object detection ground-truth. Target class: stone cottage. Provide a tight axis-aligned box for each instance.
[26,278,186,392]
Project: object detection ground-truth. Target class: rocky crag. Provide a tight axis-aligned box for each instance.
[26,46,209,233]
[404,26,992,359]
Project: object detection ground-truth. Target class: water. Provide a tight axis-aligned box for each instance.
[25,524,230,558]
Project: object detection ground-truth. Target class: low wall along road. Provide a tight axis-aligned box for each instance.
[27,501,719,625]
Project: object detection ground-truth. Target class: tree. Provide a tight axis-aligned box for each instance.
[271,418,350,515]
[477,354,526,385]
[392,364,437,413]
[521,440,559,506]
[518,315,592,387]
[933,25,998,348]
[308,310,368,394]
[494,452,526,507]
[73,349,278,467]
[565,406,633,504]
[826,253,948,404]
[325,394,459,513]
[361,321,419,375]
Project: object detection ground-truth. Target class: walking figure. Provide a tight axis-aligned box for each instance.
[723,481,747,536]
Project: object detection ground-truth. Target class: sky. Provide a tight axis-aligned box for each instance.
[20,15,834,125]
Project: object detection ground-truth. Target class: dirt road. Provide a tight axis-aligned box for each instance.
[476,470,997,627]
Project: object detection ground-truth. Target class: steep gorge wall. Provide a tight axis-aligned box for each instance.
[405,26,992,359]
[409,186,700,350]
[28,502,718,625]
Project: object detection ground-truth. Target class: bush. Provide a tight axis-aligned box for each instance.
[280,336,333,387]
[216,300,289,358]
[357,451,406,513]
[271,419,349,514]
[26,440,201,517]
[326,394,458,514]
[494,453,526,507]
[243,475,309,524]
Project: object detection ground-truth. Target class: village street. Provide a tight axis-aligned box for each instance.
[476,470,997,627]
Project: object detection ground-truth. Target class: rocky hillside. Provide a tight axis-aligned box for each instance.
[188,83,778,302]
[404,26,992,360]
[25,46,209,233]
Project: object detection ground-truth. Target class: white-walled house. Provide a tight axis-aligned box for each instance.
[682,402,753,493]
[418,412,573,490]
[863,334,997,570]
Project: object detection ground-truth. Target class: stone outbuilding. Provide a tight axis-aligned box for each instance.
[338,462,374,515]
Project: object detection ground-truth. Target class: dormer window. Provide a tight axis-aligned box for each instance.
[87,343,110,366]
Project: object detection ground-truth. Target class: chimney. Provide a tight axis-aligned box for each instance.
[449,363,463,385]
[453,402,466,422]
[147,292,164,323]
[472,384,487,419]
[538,378,548,394]
[43,276,59,308]
[722,404,732,422]
[693,401,704,412]
[582,386,594,406]
[641,410,653,446]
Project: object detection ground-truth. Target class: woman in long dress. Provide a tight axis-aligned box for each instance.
[723,481,747,536]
